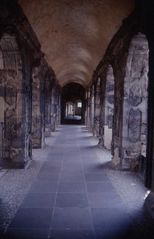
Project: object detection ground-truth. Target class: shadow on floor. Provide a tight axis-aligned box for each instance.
[2,209,154,239]
[77,136,95,140]
[61,120,83,125]
[95,161,114,170]
[0,200,8,236]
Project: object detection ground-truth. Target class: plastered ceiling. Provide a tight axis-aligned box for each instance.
[18,0,134,88]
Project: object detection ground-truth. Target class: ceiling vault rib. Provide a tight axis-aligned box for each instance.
[19,0,135,87]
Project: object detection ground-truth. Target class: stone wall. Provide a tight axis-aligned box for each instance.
[0,34,31,168]
[0,1,60,168]
[91,12,149,171]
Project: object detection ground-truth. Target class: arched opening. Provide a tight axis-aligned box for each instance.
[61,83,85,124]
[121,33,149,176]
[104,65,115,150]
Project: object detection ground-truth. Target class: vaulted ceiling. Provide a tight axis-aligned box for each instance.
[18,0,135,88]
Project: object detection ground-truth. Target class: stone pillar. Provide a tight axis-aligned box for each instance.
[86,89,91,128]
[56,89,61,125]
[103,66,114,151]
[0,49,5,164]
[143,1,154,219]
[98,70,111,149]
[44,74,52,137]
[0,34,32,168]
[94,77,101,137]
[51,86,56,131]
[111,76,123,168]
[55,86,61,127]
[121,33,148,170]
[32,66,45,148]
[85,91,88,126]
[90,85,95,132]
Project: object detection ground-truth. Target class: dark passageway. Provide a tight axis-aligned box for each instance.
[61,83,85,125]
[1,125,153,239]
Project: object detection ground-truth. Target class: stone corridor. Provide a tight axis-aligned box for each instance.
[0,125,153,239]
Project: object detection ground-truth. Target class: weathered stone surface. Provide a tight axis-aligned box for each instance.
[44,74,52,137]
[121,33,148,170]
[128,109,141,142]
[0,35,28,167]
[0,1,59,168]
[104,66,114,150]
[91,11,149,171]
[93,77,101,137]
[32,65,45,148]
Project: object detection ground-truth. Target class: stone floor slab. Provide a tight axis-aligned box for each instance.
[56,193,89,208]
[51,207,93,230]
[9,208,53,229]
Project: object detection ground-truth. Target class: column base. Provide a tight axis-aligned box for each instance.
[32,133,45,149]
[45,131,51,137]
[98,137,104,148]
[0,156,32,169]
[144,191,154,219]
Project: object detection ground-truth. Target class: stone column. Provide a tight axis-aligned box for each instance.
[32,66,45,148]
[94,77,101,137]
[44,74,52,137]
[0,34,32,168]
[51,86,56,131]
[84,91,88,126]
[103,66,114,151]
[121,33,148,170]
[86,89,91,128]
[90,85,95,132]
[98,73,107,148]
[56,89,61,125]
[50,83,60,131]
[54,86,61,127]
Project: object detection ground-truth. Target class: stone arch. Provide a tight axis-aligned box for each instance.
[0,33,31,168]
[104,65,115,150]
[121,33,149,173]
